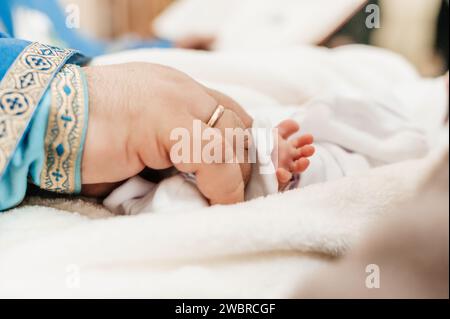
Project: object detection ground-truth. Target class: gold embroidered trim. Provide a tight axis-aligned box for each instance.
[0,42,75,174]
[40,64,87,193]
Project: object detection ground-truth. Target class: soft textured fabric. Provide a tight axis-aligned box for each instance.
[294,93,430,186]
[2,147,447,298]
[1,44,448,298]
[0,33,30,77]
[0,35,89,211]
[0,93,50,210]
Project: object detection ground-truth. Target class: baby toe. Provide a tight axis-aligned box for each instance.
[278,120,300,139]
[277,168,293,185]
[293,158,310,173]
[290,147,303,161]
[293,134,314,148]
[299,145,315,158]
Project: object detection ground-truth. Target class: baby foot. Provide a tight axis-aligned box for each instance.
[275,119,315,191]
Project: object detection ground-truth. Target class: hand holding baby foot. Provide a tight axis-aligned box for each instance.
[81,63,249,205]
[275,120,315,190]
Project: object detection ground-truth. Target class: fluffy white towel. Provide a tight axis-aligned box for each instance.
[0,45,447,298]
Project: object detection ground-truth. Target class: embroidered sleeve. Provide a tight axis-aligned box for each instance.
[0,42,76,177]
[40,64,88,194]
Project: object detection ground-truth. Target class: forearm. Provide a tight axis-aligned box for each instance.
[202,87,255,186]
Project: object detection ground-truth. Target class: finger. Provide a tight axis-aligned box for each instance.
[159,112,245,205]
[184,86,250,154]
[292,134,314,148]
[210,109,253,192]
[204,87,253,129]
[170,80,219,125]
[211,109,252,164]
[196,161,245,205]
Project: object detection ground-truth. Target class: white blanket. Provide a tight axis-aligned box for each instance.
[0,45,448,298]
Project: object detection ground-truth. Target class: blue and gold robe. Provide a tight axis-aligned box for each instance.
[0,32,89,211]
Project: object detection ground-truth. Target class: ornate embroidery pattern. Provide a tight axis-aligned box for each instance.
[41,64,87,193]
[0,42,75,174]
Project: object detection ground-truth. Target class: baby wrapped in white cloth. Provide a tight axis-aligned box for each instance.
[104,93,430,215]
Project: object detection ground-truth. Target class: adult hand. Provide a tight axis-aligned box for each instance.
[81,62,250,205]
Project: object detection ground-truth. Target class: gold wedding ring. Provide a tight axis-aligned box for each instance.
[207,105,225,127]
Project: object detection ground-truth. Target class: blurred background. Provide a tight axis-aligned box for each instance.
[1,0,448,76]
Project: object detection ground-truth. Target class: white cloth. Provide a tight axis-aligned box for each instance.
[2,45,447,298]
[104,175,208,215]
[104,92,430,215]
[295,93,430,186]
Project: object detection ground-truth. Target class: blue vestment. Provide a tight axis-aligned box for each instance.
[0,32,89,211]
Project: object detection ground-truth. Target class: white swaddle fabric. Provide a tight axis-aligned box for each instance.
[104,175,209,215]
[105,92,430,215]
[294,93,430,186]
